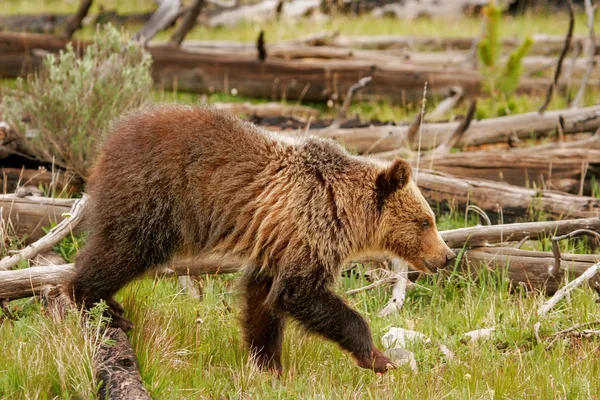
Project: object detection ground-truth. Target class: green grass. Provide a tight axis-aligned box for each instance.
[2,257,600,399]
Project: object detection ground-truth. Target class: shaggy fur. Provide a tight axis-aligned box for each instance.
[68,105,455,374]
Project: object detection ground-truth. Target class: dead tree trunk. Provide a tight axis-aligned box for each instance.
[95,327,151,400]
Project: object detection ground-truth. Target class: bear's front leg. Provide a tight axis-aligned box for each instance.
[242,275,285,374]
[278,277,395,373]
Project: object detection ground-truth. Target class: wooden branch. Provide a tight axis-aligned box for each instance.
[62,0,94,39]
[440,217,600,248]
[430,99,476,154]
[426,86,463,121]
[95,327,151,400]
[571,0,597,108]
[539,0,575,113]
[170,0,205,46]
[327,76,372,130]
[538,261,600,315]
[135,0,181,43]
[0,195,88,271]
[550,228,600,276]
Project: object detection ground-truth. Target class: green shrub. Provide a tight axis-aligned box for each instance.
[478,2,532,99]
[2,24,152,179]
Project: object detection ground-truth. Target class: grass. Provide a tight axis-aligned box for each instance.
[2,253,600,399]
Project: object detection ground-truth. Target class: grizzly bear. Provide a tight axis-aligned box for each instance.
[68,105,455,374]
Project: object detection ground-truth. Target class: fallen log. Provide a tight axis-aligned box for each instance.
[1,167,83,195]
[316,33,600,55]
[318,105,600,152]
[0,194,74,242]
[416,171,600,222]
[0,257,238,300]
[386,148,600,195]
[95,327,151,400]
[461,247,600,294]
[3,244,599,300]
[440,217,600,248]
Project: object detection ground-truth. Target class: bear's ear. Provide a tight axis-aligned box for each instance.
[375,158,412,208]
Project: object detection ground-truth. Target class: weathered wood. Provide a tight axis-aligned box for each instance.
[392,148,600,194]
[440,217,600,248]
[319,105,600,152]
[0,258,238,300]
[0,195,88,271]
[170,0,205,46]
[1,167,83,195]
[95,327,151,400]
[0,195,74,242]
[416,171,600,222]
[461,247,600,294]
[63,0,94,39]
[317,33,600,55]
[135,0,181,43]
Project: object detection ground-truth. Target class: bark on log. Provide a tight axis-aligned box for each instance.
[1,167,83,195]
[440,217,600,248]
[0,258,239,300]
[461,247,600,294]
[318,34,600,55]
[416,171,600,222]
[318,105,600,152]
[95,327,151,400]
[390,148,600,195]
[0,195,74,242]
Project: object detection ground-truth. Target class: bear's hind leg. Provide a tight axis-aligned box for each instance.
[69,232,174,330]
[278,277,395,373]
[241,275,285,374]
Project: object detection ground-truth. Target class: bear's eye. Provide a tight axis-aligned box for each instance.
[421,220,430,229]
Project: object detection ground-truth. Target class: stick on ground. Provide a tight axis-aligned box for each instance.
[538,261,600,316]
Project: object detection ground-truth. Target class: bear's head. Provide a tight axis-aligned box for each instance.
[374,158,455,274]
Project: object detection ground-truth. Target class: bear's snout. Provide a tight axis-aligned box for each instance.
[422,242,456,273]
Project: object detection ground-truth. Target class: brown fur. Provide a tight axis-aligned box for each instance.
[68,104,455,374]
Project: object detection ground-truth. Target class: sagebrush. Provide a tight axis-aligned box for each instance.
[2,24,152,178]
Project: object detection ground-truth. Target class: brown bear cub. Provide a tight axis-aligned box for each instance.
[68,105,455,374]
